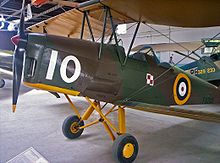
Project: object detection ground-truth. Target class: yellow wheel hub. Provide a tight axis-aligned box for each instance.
[123,143,134,158]
[70,122,79,133]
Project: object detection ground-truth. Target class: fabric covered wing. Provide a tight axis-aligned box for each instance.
[101,0,220,27]
[28,9,112,39]
[125,101,220,123]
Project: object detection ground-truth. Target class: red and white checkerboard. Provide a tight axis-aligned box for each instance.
[146,73,154,86]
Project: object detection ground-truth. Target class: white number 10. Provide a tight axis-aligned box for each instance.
[46,50,81,83]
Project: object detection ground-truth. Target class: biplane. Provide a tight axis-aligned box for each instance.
[181,54,220,86]
[181,39,220,86]
[11,0,220,162]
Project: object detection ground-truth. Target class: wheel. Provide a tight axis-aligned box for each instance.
[0,79,5,88]
[62,115,84,139]
[112,133,139,163]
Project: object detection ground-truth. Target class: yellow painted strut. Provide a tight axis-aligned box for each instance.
[64,94,81,118]
[102,121,115,141]
[118,106,126,134]
[85,97,118,133]
[65,95,127,141]
[81,102,97,120]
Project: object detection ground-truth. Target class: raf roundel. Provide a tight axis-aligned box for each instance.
[173,73,191,105]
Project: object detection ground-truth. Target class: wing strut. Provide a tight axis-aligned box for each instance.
[80,11,86,39]
[108,8,123,64]
[80,10,95,42]
[77,3,141,64]
[123,22,141,65]
[98,7,108,59]
[84,11,95,42]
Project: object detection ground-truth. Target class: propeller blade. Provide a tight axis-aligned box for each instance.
[12,46,24,112]
[12,0,27,112]
[18,9,25,38]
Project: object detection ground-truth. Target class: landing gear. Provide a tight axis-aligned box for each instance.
[63,94,139,162]
[0,79,5,88]
[113,134,139,163]
[62,115,84,139]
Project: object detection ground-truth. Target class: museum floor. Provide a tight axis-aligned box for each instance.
[1,80,220,163]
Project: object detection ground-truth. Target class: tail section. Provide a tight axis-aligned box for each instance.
[181,53,220,87]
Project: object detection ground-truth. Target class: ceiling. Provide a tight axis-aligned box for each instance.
[0,0,87,28]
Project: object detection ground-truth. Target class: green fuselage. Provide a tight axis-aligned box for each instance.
[23,34,220,106]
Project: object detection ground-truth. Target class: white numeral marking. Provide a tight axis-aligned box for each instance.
[46,50,81,83]
[46,50,58,80]
[60,55,81,83]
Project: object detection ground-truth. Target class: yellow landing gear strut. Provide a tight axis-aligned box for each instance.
[63,94,139,163]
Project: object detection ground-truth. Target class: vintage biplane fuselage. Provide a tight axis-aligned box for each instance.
[23,33,220,106]
[8,0,220,162]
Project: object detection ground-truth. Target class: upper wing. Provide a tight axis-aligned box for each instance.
[101,0,220,27]
[28,2,133,38]
[29,0,220,37]
[28,9,111,39]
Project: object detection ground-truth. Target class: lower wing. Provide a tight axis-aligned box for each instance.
[125,101,220,123]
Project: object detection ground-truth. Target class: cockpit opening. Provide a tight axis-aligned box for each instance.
[129,46,160,64]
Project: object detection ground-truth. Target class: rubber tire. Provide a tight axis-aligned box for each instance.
[0,79,5,88]
[62,115,84,139]
[113,133,139,163]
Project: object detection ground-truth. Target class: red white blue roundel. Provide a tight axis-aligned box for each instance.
[173,73,191,105]
[176,78,188,100]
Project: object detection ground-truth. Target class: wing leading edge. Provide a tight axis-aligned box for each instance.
[126,102,220,123]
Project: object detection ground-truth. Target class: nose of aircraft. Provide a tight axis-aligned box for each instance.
[11,35,20,46]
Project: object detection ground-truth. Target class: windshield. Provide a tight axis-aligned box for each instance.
[129,47,159,64]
